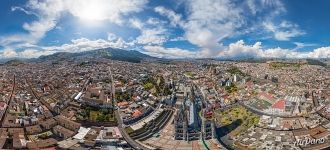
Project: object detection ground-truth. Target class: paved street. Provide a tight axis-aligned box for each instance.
[110,66,151,150]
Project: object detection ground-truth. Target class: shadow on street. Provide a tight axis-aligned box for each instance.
[215,119,243,150]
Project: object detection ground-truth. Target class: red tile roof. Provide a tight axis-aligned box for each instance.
[272,100,285,110]
[132,110,142,117]
[259,92,274,101]
[117,101,129,106]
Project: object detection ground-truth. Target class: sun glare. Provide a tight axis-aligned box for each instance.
[79,2,105,21]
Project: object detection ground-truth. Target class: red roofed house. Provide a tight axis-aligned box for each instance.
[259,92,275,103]
[271,100,285,114]
[272,100,285,110]
[132,110,142,118]
[117,101,129,108]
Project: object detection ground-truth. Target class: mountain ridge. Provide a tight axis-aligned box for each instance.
[32,47,157,63]
[1,47,329,65]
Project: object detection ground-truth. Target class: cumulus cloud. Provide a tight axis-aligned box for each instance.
[19,49,54,58]
[220,40,263,59]
[220,40,330,59]
[1,38,329,59]
[309,47,330,58]
[44,36,133,53]
[0,0,321,60]
[155,2,239,57]
[0,48,53,58]
[143,45,197,58]
[155,0,292,57]
[0,36,134,58]
[1,0,148,47]
[142,40,330,59]
[129,18,168,45]
[1,49,18,58]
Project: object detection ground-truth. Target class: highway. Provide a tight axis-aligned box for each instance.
[109,66,151,150]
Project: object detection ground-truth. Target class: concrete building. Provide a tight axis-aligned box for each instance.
[174,85,202,141]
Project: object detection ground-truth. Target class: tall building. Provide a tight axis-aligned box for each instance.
[173,84,215,141]
[174,104,187,140]
[233,74,237,82]
[312,91,320,107]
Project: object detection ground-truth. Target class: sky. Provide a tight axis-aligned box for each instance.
[0,0,329,59]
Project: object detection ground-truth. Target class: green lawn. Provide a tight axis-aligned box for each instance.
[215,106,260,136]
[184,71,194,77]
[143,82,154,90]
[89,111,99,122]
[269,62,302,69]
[80,107,115,122]
[226,67,245,76]
[125,127,134,134]
[225,83,238,93]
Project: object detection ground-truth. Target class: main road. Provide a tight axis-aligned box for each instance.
[24,77,57,116]
[109,66,151,150]
[0,74,16,126]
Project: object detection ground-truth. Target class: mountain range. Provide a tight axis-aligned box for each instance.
[0,47,329,67]
[1,48,157,64]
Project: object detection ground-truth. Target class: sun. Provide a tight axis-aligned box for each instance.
[78,1,106,21]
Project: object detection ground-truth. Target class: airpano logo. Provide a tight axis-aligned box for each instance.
[293,137,328,146]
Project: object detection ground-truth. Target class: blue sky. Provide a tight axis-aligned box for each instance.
[0,0,329,59]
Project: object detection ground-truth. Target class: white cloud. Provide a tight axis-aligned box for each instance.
[0,36,135,58]
[155,0,290,57]
[22,19,57,42]
[220,40,330,59]
[130,18,168,45]
[2,49,18,58]
[4,0,65,45]
[155,0,305,57]
[170,36,186,41]
[146,18,167,26]
[44,37,132,53]
[0,0,317,59]
[309,47,330,59]
[155,1,241,57]
[143,40,330,59]
[129,18,144,30]
[183,0,244,56]
[246,0,285,16]
[11,6,37,16]
[0,48,53,58]
[19,49,54,58]
[154,6,183,27]
[1,0,148,47]
[220,40,263,58]
[1,39,329,59]
[293,42,317,50]
[136,28,168,45]
[143,45,196,58]
[0,34,32,47]
[263,21,305,41]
